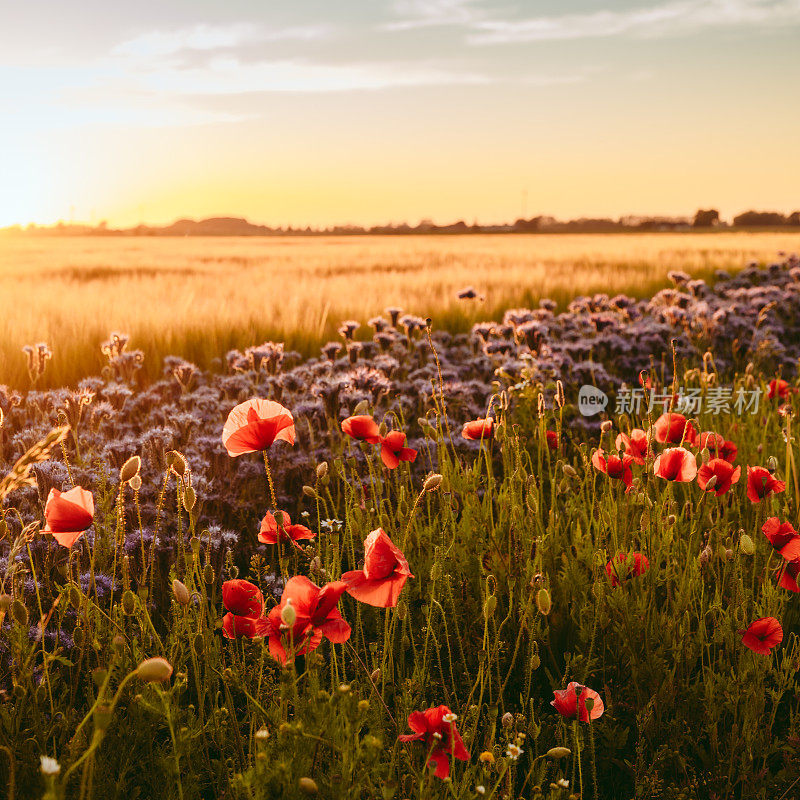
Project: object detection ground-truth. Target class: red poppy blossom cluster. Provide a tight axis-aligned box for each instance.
[258,510,315,545]
[398,705,469,779]
[551,682,604,722]
[221,580,269,639]
[605,551,649,587]
[340,415,418,470]
[591,450,633,489]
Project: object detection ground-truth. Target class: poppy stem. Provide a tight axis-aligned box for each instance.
[263,452,278,510]
[345,640,397,729]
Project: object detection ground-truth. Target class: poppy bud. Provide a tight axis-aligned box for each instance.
[725,548,734,561]
[484,595,497,618]
[396,600,408,620]
[182,486,196,512]
[757,443,763,454]
[530,653,541,670]
[316,462,328,479]
[370,668,382,684]
[423,473,443,492]
[122,590,136,615]
[129,474,142,491]
[190,536,201,557]
[302,485,319,499]
[11,599,28,627]
[704,474,718,491]
[120,455,141,483]
[298,777,318,796]
[172,579,190,606]
[546,747,571,759]
[767,456,778,473]
[281,599,296,628]
[0,594,12,612]
[536,588,552,616]
[562,464,578,479]
[502,711,514,729]
[166,450,188,476]
[203,563,215,584]
[135,657,173,683]
[600,420,613,433]
[667,514,676,526]
[73,626,85,647]
[699,545,712,565]
[112,634,126,654]
[739,534,755,555]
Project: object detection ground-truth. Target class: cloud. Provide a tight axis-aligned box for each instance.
[466,0,800,44]
[384,0,486,30]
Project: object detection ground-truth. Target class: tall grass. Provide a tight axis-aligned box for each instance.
[2,231,798,388]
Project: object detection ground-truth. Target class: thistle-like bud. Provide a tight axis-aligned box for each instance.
[316,462,328,480]
[135,657,173,683]
[739,534,755,555]
[423,473,443,492]
[536,588,552,616]
[172,579,190,606]
[120,455,141,483]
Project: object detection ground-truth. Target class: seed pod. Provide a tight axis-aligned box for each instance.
[182,486,196,512]
[423,473,443,492]
[11,599,28,627]
[203,563,215,584]
[172,579,190,606]
[129,474,142,492]
[298,777,318,796]
[546,746,571,759]
[739,534,755,556]
[136,657,173,683]
[122,590,136,616]
[316,462,328,480]
[120,455,141,483]
[536,588,552,616]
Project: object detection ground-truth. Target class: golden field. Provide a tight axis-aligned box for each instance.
[2,230,799,388]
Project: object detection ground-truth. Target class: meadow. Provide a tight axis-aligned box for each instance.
[2,247,800,799]
[1,231,799,388]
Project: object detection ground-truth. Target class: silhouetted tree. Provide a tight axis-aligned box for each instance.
[692,209,720,228]
[733,210,787,227]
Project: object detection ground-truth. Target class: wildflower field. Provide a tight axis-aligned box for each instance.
[4,250,800,799]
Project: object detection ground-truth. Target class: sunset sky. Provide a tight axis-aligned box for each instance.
[2,0,799,228]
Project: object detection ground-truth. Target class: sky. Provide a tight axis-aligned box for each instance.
[2,0,799,228]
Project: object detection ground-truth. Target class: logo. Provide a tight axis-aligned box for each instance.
[578,385,608,416]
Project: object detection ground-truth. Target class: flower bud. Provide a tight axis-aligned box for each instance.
[316,462,328,480]
[203,563,215,584]
[767,456,778,472]
[704,474,718,491]
[600,420,613,433]
[423,473,443,492]
[353,399,370,416]
[172,579,190,606]
[120,455,141,483]
[94,702,114,731]
[536,588,552,616]
[370,668,382,684]
[182,486,196,512]
[501,711,514,729]
[136,657,173,683]
[129,474,142,491]
[0,594,12,612]
[667,514,677,526]
[484,595,497,618]
[302,485,319,499]
[166,450,188,476]
[298,777,318,796]
[739,534,755,555]
[122,590,136,616]
[112,634,126,654]
[562,464,578,479]
[11,599,28,627]
[546,746,571,759]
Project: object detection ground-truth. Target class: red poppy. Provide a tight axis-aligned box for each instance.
[738,617,783,655]
[266,577,351,665]
[341,415,381,444]
[591,450,633,489]
[222,399,295,457]
[398,705,469,779]
[341,528,414,607]
[546,430,560,451]
[697,458,741,496]
[42,486,94,548]
[650,412,697,446]
[698,432,738,463]
[746,466,786,503]
[605,552,649,587]
[380,431,418,469]
[223,579,264,617]
[222,613,270,639]
[768,379,792,400]
[653,447,697,482]
[258,511,315,545]
[462,418,493,441]
[551,682,604,722]
[762,518,800,560]
[615,429,649,465]
[779,558,800,592]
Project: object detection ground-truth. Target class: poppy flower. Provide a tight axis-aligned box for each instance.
[738,617,783,655]
[768,379,792,400]
[266,577,351,665]
[258,511,315,545]
[698,432,737,463]
[605,552,649,587]
[746,466,786,503]
[222,613,270,639]
[398,705,469,779]
[546,430,560,451]
[779,558,800,592]
[615,429,649,465]
[591,450,633,489]
[221,579,268,640]
[551,682,604,722]
[341,528,414,607]
[462,418,493,441]
[42,486,94,548]
[341,415,381,444]
[222,399,295,457]
[380,431,418,470]
[762,518,800,560]
[697,458,741,496]
[650,412,697,446]
[653,447,697,482]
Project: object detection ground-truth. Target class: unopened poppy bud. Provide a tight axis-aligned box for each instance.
[700,447,711,463]
[700,545,712,565]
[725,548,734,561]
[600,420,613,433]
[530,653,541,670]
[423,473,443,492]
[536,588,552,616]
[172,579,190,606]
[68,584,82,610]
[501,711,514,729]
[203,563,215,584]
[298,777,318,796]
[739,534,755,555]
[166,450,188,476]
[182,485,196,512]
[353,399,370,416]
[546,746,571,759]
[11,599,28,627]
[0,594,12,612]
[767,456,778,473]
[378,421,388,438]
[396,600,408,620]
[129,475,142,491]
[73,626,85,647]
[281,599,296,627]
[136,657,173,683]
[112,634,126,653]
[302,485,318,499]
[562,464,578,479]
[120,455,141,483]
[667,514,677,526]
[370,668,382,683]
[316,461,328,479]
[122,590,136,615]
[484,595,497,617]
[704,474,718,491]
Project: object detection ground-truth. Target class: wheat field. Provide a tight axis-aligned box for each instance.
[2,230,798,387]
